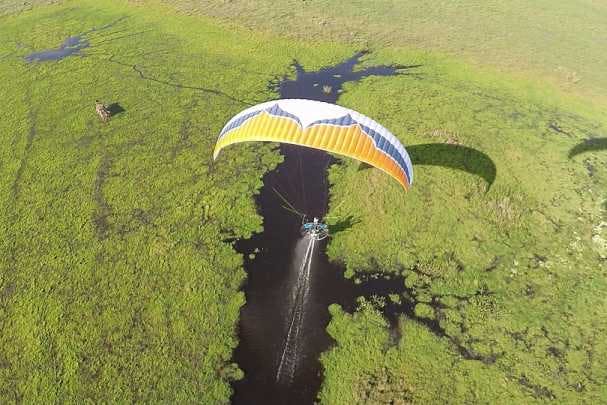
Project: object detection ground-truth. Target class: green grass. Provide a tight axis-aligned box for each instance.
[159,0,607,103]
[318,44,607,405]
[1,0,606,403]
[0,1,353,401]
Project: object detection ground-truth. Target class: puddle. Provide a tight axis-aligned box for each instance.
[24,35,89,62]
[24,17,127,63]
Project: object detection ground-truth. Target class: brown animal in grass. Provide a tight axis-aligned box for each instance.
[95,100,111,122]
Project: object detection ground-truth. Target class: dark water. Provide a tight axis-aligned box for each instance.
[24,36,89,62]
[24,17,127,63]
[231,52,419,404]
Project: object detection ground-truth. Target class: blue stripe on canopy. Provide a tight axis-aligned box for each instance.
[360,124,412,184]
[220,109,263,137]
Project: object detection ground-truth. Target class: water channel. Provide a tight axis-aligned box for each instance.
[231,52,418,404]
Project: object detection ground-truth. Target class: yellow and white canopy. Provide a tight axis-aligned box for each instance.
[214,99,413,190]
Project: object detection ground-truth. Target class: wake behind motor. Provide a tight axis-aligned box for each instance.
[300,217,329,241]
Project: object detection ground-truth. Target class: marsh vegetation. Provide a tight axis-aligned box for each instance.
[0,0,605,403]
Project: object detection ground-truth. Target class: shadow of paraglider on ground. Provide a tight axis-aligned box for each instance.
[358,143,497,191]
[568,138,607,159]
[408,143,497,191]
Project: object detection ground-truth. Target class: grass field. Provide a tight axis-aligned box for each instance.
[1,0,606,403]
[167,0,607,103]
[170,0,607,402]
[0,1,296,401]
[319,50,607,403]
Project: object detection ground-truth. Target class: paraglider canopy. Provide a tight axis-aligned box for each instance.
[214,99,413,191]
